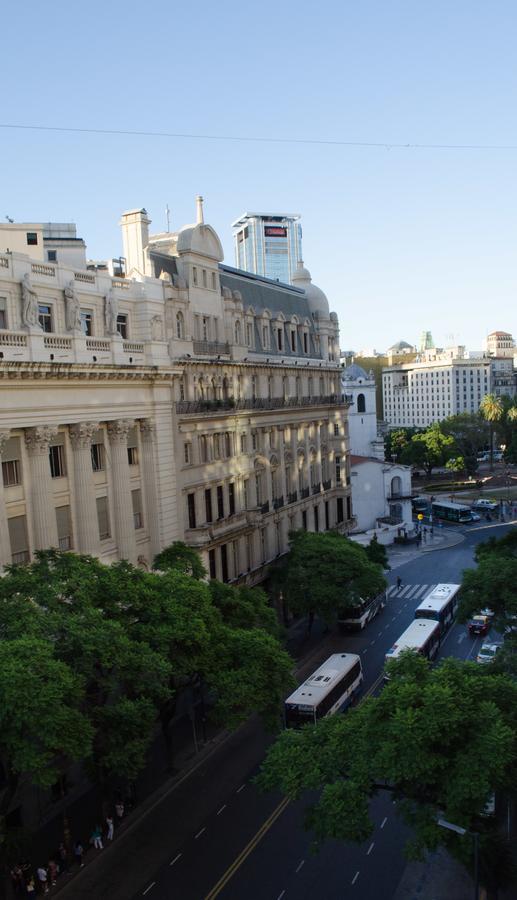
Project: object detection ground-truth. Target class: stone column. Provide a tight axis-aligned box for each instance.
[139,419,161,561]
[69,422,101,556]
[315,420,323,485]
[107,419,137,563]
[290,427,299,496]
[0,431,12,567]
[278,429,287,500]
[24,425,59,550]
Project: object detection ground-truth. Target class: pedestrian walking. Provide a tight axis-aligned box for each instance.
[115,800,124,821]
[47,859,58,886]
[74,840,85,868]
[106,815,114,841]
[36,866,49,894]
[91,824,104,850]
[25,876,36,896]
[396,576,402,591]
[58,842,68,873]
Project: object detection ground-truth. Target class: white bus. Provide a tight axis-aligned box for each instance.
[338,591,387,631]
[384,619,441,678]
[284,653,363,727]
[414,583,461,634]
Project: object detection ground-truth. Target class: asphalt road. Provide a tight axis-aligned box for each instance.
[60,521,515,900]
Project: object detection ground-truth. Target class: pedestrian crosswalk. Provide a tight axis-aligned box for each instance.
[387,583,437,600]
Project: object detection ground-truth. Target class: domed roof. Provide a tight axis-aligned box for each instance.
[291,260,330,318]
[388,340,413,351]
[341,363,368,382]
[176,222,224,261]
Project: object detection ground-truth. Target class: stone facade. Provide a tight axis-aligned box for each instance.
[0,201,353,578]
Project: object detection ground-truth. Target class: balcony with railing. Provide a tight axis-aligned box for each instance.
[300,487,310,499]
[176,394,345,416]
[259,501,270,514]
[287,491,298,504]
[272,496,284,510]
[311,483,321,495]
[192,340,230,357]
[322,479,332,491]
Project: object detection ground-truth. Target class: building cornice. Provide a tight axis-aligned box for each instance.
[0,360,177,382]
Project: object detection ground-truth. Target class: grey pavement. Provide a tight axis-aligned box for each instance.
[393,848,474,900]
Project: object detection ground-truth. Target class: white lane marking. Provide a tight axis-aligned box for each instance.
[399,585,412,598]
[362,648,368,654]
[465,639,479,661]
[384,625,390,631]
[277,892,286,900]
[415,584,430,598]
[370,640,375,645]
[237,784,246,793]
[457,632,466,644]
[387,586,397,597]
[169,853,182,867]
[381,817,388,829]
[143,884,156,896]
[195,827,206,839]
[391,617,396,622]
[367,841,375,855]
[295,859,305,873]
[217,805,227,816]
[351,871,360,885]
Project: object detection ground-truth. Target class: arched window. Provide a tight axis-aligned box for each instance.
[235,320,241,344]
[357,393,366,413]
[176,311,184,339]
[391,476,402,498]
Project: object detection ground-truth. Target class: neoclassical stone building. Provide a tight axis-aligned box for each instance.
[0,200,353,581]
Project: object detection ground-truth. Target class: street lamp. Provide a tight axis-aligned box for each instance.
[437,818,479,900]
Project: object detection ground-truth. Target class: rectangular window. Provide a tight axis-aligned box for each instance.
[303,332,308,353]
[49,444,66,478]
[26,232,38,246]
[205,488,213,523]
[211,272,216,290]
[56,505,73,550]
[336,497,344,524]
[183,442,191,464]
[243,479,249,509]
[96,496,111,540]
[221,544,229,582]
[335,455,341,484]
[38,304,52,332]
[116,314,128,339]
[246,322,253,346]
[187,493,196,529]
[91,441,105,472]
[334,423,340,436]
[290,331,296,352]
[277,328,283,350]
[132,489,143,529]
[80,310,93,336]
[208,548,216,579]
[217,484,224,519]
[302,511,307,531]
[228,482,236,516]
[127,426,138,466]
[0,298,6,329]
[202,269,207,287]
[47,250,57,262]
[240,433,247,454]
[2,458,20,487]
[262,324,269,348]
[8,515,29,563]
[192,266,198,285]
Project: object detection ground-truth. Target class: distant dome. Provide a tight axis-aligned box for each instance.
[342,363,368,382]
[291,260,330,318]
[388,340,413,352]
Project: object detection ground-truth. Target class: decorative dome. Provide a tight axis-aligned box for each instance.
[388,340,413,352]
[176,223,224,261]
[341,363,368,382]
[291,260,330,318]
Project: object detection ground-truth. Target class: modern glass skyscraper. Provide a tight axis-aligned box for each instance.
[232,213,302,284]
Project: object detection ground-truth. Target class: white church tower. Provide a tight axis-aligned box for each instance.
[341,364,384,459]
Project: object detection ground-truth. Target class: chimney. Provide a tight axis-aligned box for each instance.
[196,195,204,225]
[119,208,151,275]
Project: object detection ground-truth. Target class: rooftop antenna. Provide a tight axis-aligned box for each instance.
[165,205,170,233]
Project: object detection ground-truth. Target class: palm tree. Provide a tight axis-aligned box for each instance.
[480,394,504,470]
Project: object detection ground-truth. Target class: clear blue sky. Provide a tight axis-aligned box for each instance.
[3,0,516,352]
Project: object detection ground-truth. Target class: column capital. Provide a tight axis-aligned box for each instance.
[138,418,156,441]
[24,425,58,455]
[0,430,10,455]
[107,419,133,445]
[69,422,100,450]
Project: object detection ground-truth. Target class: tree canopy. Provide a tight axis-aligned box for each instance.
[399,423,456,475]
[257,654,517,888]
[282,531,387,624]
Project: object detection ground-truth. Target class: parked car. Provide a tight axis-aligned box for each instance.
[468,615,490,637]
[476,642,501,664]
[468,513,481,522]
[472,499,499,512]
[479,607,495,618]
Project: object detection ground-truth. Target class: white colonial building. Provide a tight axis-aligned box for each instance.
[0,200,353,580]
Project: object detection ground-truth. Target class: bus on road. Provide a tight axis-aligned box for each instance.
[384,619,441,678]
[284,653,363,727]
[338,591,387,631]
[431,500,473,524]
[414,583,461,634]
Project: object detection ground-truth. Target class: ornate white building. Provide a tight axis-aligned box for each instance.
[0,200,353,581]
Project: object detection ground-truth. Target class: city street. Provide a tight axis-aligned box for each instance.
[57,522,516,900]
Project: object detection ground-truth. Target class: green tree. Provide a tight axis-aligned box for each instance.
[257,654,517,891]
[445,456,465,475]
[400,423,455,476]
[364,534,390,570]
[440,412,488,475]
[480,394,504,470]
[153,540,206,579]
[283,532,387,629]
[384,428,417,462]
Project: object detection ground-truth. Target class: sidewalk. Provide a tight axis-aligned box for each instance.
[387,526,465,568]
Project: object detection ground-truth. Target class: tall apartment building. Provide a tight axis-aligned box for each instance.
[383,349,492,427]
[0,200,352,582]
[486,330,514,358]
[232,212,302,284]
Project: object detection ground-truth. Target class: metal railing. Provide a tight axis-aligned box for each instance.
[322,479,332,491]
[176,394,344,415]
[300,487,310,499]
[312,483,321,495]
[287,491,298,504]
[272,496,284,510]
[192,340,230,356]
